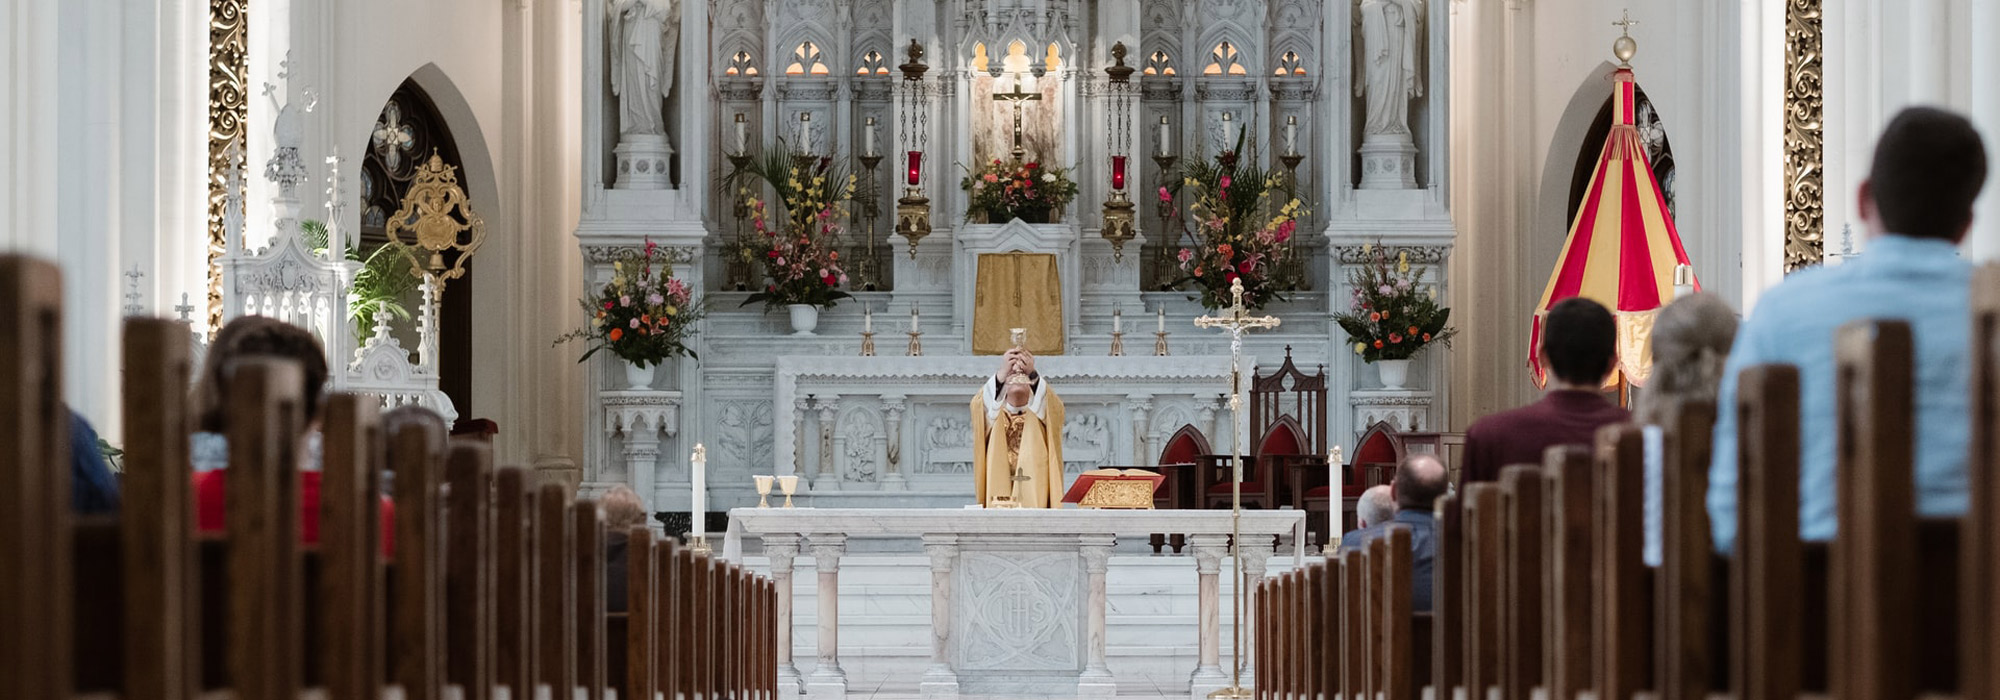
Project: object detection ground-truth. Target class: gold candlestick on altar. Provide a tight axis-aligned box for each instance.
[1154,331,1171,356]
[907,331,924,356]
[1109,331,1125,357]
[860,331,877,357]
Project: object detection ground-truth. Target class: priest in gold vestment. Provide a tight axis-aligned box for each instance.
[970,348,1067,507]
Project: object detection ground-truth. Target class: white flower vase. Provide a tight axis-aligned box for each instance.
[1376,359,1412,390]
[787,304,820,336]
[623,360,657,391]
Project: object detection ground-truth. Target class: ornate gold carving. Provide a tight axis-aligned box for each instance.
[206,0,249,329]
[385,152,487,289]
[1784,0,1824,272]
[1076,479,1157,509]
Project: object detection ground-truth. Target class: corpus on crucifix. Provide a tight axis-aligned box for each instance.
[992,71,1043,163]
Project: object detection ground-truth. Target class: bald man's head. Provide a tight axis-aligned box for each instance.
[1393,454,1449,510]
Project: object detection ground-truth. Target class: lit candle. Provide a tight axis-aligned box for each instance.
[1156,116,1171,157]
[734,113,749,153]
[907,150,924,186]
[863,116,877,157]
[1329,445,1344,535]
[864,305,874,333]
[1156,306,1165,333]
[691,443,708,540]
[1111,155,1128,191]
[911,304,921,334]
[1113,304,1123,333]
[1285,115,1298,156]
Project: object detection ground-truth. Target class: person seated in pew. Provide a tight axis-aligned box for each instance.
[600,485,647,614]
[190,316,396,556]
[1464,297,1630,484]
[1341,485,1397,551]
[68,408,121,514]
[1634,293,1736,567]
[1337,455,1448,612]
[1707,107,1988,553]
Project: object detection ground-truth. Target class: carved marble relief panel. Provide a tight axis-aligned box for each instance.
[954,550,1083,671]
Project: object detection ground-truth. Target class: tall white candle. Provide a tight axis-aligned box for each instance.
[864,306,874,333]
[1113,304,1123,333]
[1329,445,1343,537]
[692,443,708,539]
[863,117,877,157]
[1285,116,1298,156]
[1157,117,1171,157]
[735,113,749,153]
[910,304,920,334]
[1156,307,1166,333]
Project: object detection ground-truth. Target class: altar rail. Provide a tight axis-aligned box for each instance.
[725,508,1304,699]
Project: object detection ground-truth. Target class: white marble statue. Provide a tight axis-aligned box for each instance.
[608,0,680,137]
[1354,0,1425,137]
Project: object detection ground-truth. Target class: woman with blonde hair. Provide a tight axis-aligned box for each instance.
[1637,293,1738,566]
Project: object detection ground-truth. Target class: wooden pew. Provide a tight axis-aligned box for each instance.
[495,467,537,699]
[121,318,199,700]
[1433,491,1463,700]
[1832,320,1919,700]
[0,256,69,700]
[445,442,494,700]
[391,410,447,700]
[1594,425,1650,700]
[1463,482,1502,700]
[1499,465,1544,700]
[538,482,578,699]
[1656,400,1716,700]
[1967,264,2000,700]
[321,394,386,700]
[1730,364,1804,700]
[1542,445,1595,700]
[624,528,657,700]
[577,502,608,700]
[1379,528,1415,700]
[226,358,307,700]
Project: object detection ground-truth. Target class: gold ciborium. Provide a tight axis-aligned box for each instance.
[754,475,775,508]
[777,474,799,508]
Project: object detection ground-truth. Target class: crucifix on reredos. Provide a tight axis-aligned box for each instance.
[970,40,1067,166]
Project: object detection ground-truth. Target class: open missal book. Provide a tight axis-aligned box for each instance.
[1060,468,1165,509]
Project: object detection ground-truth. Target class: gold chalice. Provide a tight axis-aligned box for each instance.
[754,475,775,508]
[777,474,799,508]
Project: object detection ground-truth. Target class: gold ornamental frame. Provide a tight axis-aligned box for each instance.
[206,0,249,330]
[385,152,487,290]
[1783,0,1824,272]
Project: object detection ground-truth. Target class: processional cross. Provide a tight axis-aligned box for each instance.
[1191,277,1279,699]
[992,73,1043,163]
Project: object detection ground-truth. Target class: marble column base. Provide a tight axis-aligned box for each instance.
[776,666,803,700]
[803,671,846,699]
[614,134,674,189]
[1357,134,1418,190]
[1076,671,1118,697]
[919,668,960,700]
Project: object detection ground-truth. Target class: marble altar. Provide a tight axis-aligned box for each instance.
[724,508,1306,699]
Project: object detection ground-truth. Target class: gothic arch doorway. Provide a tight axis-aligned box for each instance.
[360,78,476,423]
[1567,81,1678,226]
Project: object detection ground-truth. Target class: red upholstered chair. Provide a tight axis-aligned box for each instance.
[1203,417,1309,510]
[1156,425,1212,510]
[1197,347,1329,513]
[1304,421,1407,537]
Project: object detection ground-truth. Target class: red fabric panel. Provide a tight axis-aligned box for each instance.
[1616,143,1662,312]
[194,470,398,558]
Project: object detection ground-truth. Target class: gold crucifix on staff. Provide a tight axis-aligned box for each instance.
[992,71,1043,163]
[1192,277,1280,700]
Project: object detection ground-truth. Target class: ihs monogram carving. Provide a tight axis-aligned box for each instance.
[956,552,1081,670]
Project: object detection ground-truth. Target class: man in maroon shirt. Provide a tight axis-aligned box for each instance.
[1463,297,1630,483]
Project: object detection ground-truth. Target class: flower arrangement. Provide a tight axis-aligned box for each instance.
[732,145,856,310]
[1332,245,1457,362]
[959,159,1079,224]
[557,239,707,368]
[1165,131,1308,310]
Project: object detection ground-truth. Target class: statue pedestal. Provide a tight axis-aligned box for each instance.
[614,134,676,190]
[1349,389,1432,436]
[1357,134,1418,190]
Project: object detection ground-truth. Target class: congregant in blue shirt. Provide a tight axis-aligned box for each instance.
[1708,106,1989,553]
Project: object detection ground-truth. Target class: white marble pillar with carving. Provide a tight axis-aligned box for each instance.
[1125,394,1153,466]
[815,396,840,491]
[605,390,681,513]
[882,395,909,491]
[1200,394,1227,456]
[1188,534,1230,697]
[806,533,848,698]
[1077,535,1118,696]
[1236,540,1273,689]
[793,397,812,489]
[765,534,804,699]
[921,534,960,699]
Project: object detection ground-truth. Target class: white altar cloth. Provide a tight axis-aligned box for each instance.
[725,508,1305,699]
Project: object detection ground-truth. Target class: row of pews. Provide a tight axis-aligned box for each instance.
[0,255,776,700]
[1256,267,2000,700]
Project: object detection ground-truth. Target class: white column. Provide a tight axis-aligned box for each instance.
[1967,0,2000,261]
[920,534,960,699]
[793,397,812,488]
[882,395,910,491]
[765,534,803,700]
[1236,541,1273,690]
[1125,394,1153,466]
[1077,535,1118,697]
[805,533,848,698]
[1188,534,1230,697]
[815,397,840,490]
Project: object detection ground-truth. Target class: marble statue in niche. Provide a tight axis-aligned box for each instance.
[1354,0,1424,137]
[609,0,680,137]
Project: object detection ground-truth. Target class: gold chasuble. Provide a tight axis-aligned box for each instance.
[969,388,1066,508]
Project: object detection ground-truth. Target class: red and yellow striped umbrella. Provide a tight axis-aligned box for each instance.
[1529,67,1697,388]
